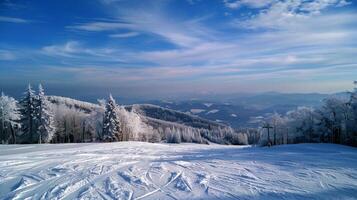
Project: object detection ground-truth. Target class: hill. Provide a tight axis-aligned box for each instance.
[46,96,244,144]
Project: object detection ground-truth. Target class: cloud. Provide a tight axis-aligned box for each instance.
[4,0,356,95]
[223,0,351,11]
[41,41,127,64]
[26,61,356,95]
[67,1,214,48]
[67,21,133,31]
[0,50,16,60]
[235,0,352,29]
[68,17,205,47]
[223,0,274,9]
[0,16,30,23]
[300,0,351,14]
[0,0,27,9]
[42,41,82,57]
[37,0,357,93]
[109,32,139,38]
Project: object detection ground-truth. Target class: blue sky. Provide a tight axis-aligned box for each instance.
[0,0,357,100]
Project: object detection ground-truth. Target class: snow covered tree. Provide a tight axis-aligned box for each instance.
[286,106,317,143]
[347,81,357,146]
[165,126,181,143]
[0,92,21,144]
[116,106,154,141]
[85,109,104,142]
[19,84,37,143]
[267,113,288,145]
[52,104,84,143]
[149,129,161,143]
[316,97,352,144]
[102,94,122,141]
[350,81,357,119]
[36,84,56,143]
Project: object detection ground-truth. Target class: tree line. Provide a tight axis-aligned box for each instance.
[0,84,159,144]
[257,81,357,147]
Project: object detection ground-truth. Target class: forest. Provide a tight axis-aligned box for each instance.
[0,81,356,147]
[256,81,357,147]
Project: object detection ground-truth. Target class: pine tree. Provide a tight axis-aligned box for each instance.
[36,84,56,143]
[19,84,37,143]
[102,94,121,142]
[0,92,21,143]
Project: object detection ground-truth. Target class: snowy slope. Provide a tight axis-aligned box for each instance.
[48,96,228,131]
[0,143,356,200]
[47,96,102,114]
[45,96,240,144]
[128,104,228,130]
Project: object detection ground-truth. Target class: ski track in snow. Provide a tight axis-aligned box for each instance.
[0,143,356,200]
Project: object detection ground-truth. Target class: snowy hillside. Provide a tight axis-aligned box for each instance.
[0,143,356,199]
[43,96,242,145]
[47,96,102,114]
[48,95,228,131]
[129,104,227,130]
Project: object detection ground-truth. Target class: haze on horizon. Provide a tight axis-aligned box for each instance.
[0,0,357,100]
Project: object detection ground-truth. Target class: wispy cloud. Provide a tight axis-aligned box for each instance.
[40,0,357,94]
[41,41,127,64]
[0,16,30,23]
[234,0,352,29]
[3,0,356,96]
[109,32,139,38]
[68,17,206,47]
[0,50,16,60]
[42,41,81,57]
[67,1,214,48]
[223,0,274,9]
[67,21,133,31]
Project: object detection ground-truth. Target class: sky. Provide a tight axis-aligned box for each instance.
[0,0,357,100]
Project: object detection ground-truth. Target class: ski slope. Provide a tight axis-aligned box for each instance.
[0,142,356,200]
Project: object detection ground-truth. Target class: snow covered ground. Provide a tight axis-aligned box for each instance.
[0,143,356,200]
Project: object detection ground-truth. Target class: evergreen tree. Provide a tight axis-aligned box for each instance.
[36,84,56,143]
[0,92,21,143]
[19,84,37,143]
[102,94,121,141]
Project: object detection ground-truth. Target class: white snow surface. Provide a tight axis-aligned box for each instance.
[0,142,356,200]
[206,109,219,114]
[190,109,206,114]
[203,103,213,108]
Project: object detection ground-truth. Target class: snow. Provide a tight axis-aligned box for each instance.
[231,114,237,117]
[48,95,101,112]
[203,103,213,108]
[0,143,356,200]
[206,109,219,114]
[190,109,205,114]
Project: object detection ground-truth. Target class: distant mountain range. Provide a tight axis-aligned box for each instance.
[145,92,350,128]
